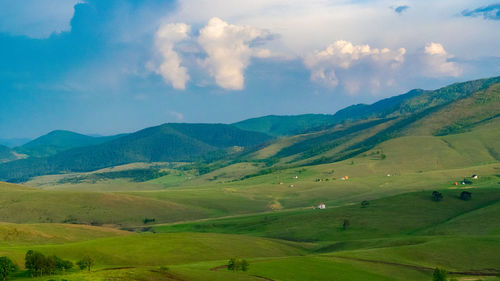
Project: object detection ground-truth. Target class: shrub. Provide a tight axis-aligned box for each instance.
[227,258,249,272]
[432,191,443,202]
[433,267,447,281]
[459,191,472,201]
[77,256,94,272]
[0,256,17,281]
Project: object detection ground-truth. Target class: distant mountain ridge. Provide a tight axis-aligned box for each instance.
[14,130,127,158]
[0,123,273,182]
[234,76,500,136]
[0,145,17,163]
[0,138,31,148]
[0,76,498,182]
[233,114,338,136]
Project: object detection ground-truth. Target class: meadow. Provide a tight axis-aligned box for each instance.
[0,80,498,280]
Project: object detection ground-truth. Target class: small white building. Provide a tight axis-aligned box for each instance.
[317,203,326,209]
[472,174,478,179]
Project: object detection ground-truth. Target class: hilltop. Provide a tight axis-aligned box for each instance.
[0,76,498,184]
[0,123,273,182]
[14,130,127,158]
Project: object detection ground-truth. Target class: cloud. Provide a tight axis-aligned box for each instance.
[462,4,500,20]
[423,42,462,77]
[0,0,80,38]
[394,5,409,14]
[304,40,406,93]
[197,17,271,90]
[169,111,184,121]
[153,23,191,90]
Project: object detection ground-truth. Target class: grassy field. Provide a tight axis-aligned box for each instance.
[0,107,499,280]
[150,188,500,241]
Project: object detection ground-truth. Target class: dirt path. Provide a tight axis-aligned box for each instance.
[251,275,275,281]
[210,264,276,281]
[328,255,499,276]
[100,266,136,271]
[149,269,188,281]
[209,264,227,271]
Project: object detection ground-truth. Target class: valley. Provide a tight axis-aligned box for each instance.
[0,77,499,280]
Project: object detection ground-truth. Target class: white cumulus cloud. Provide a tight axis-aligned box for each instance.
[154,23,191,90]
[197,17,271,90]
[423,42,462,77]
[304,40,406,93]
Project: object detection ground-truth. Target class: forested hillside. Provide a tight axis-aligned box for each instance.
[15,130,127,158]
[0,124,273,182]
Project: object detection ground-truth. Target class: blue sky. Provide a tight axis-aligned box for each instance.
[0,0,499,139]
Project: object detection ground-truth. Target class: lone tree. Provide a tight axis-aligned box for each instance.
[343,219,350,230]
[77,256,94,272]
[432,267,447,281]
[432,191,443,202]
[361,200,370,208]
[227,258,249,272]
[0,257,17,281]
[459,191,472,201]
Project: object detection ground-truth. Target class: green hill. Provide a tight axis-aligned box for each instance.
[243,77,500,167]
[233,114,339,136]
[151,188,500,242]
[232,76,500,138]
[0,145,20,163]
[1,77,498,183]
[14,130,126,158]
[0,124,273,182]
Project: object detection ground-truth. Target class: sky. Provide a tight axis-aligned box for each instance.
[0,0,499,139]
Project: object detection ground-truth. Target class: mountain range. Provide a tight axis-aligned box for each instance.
[0,76,498,182]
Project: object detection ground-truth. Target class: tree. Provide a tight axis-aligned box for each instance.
[25,250,45,277]
[361,200,370,208]
[25,251,36,278]
[432,191,443,202]
[0,257,17,281]
[433,267,447,281]
[343,219,350,230]
[44,255,57,275]
[459,191,472,201]
[76,260,86,270]
[54,256,73,272]
[227,258,236,271]
[241,259,249,272]
[227,258,249,272]
[77,256,94,272]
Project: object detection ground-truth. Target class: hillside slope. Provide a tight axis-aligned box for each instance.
[233,114,339,136]
[233,76,500,137]
[0,145,21,163]
[245,78,500,166]
[14,130,126,158]
[0,123,273,182]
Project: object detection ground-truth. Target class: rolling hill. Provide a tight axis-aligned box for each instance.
[0,76,498,184]
[0,145,21,163]
[0,123,273,182]
[233,114,339,136]
[241,77,500,167]
[14,130,127,158]
[234,76,500,137]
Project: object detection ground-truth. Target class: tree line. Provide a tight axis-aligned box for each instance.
[0,251,94,280]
